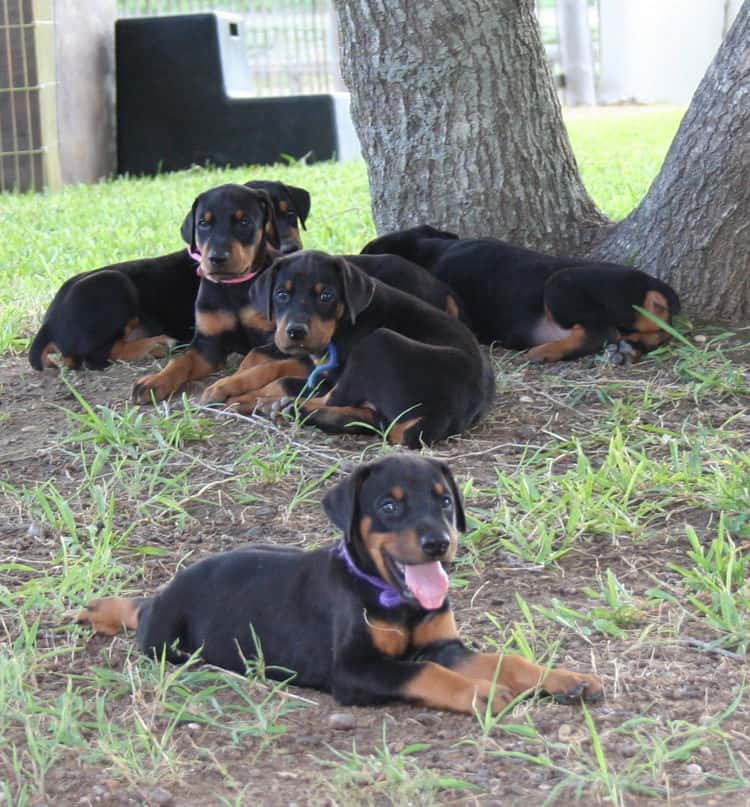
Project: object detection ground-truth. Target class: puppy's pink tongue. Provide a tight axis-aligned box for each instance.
[404,562,449,610]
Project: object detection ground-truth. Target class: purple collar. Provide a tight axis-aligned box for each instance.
[332,540,406,608]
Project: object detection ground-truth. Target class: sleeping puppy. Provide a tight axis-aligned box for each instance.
[362,225,680,362]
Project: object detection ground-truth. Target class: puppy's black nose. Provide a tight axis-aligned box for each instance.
[286,322,309,341]
[420,533,450,558]
[209,251,229,266]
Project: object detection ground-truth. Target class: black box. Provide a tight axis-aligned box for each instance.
[116,13,354,174]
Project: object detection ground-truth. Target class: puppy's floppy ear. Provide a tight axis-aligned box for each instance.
[180,195,201,250]
[431,459,466,532]
[255,189,280,250]
[247,259,281,323]
[334,257,375,325]
[323,463,373,543]
[284,184,311,229]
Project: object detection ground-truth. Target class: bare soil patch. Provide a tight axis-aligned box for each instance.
[1,343,749,806]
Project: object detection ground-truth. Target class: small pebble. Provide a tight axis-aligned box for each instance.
[26,522,43,539]
[557,723,574,741]
[694,334,707,344]
[415,712,441,727]
[291,733,318,746]
[519,396,534,403]
[328,712,356,730]
[186,722,201,731]
[686,763,703,775]
[145,786,174,806]
[618,741,639,758]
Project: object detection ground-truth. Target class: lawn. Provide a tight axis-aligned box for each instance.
[2,105,750,805]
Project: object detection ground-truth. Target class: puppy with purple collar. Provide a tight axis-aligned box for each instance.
[77,455,602,714]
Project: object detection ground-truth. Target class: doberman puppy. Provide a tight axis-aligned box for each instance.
[77,455,603,713]
[196,250,467,408]
[131,182,316,402]
[201,250,494,448]
[362,225,681,362]
[29,180,310,371]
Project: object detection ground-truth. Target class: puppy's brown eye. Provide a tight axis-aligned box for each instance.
[441,495,452,510]
[275,288,290,302]
[237,217,250,227]
[198,218,210,228]
[320,291,334,303]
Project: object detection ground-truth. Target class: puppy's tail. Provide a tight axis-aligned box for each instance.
[29,323,53,371]
[648,276,681,317]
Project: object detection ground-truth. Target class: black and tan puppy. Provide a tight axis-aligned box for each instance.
[362,225,681,362]
[77,455,602,713]
[131,183,317,402]
[29,180,310,372]
[202,250,495,448]
[198,251,468,407]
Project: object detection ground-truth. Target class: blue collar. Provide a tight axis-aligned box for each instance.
[303,342,338,394]
[332,540,406,608]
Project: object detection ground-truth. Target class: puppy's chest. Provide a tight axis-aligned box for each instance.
[196,304,273,339]
[366,610,458,657]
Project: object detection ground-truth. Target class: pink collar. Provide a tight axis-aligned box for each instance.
[187,247,257,285]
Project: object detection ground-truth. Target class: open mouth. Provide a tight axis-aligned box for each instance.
[383,551,449,611]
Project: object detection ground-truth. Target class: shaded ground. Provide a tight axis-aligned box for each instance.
[1,334,749,805]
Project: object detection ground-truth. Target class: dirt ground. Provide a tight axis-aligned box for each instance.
[1,343,749,806]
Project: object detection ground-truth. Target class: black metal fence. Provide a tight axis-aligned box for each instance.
[116,0,341,96]
[0,0,46,191]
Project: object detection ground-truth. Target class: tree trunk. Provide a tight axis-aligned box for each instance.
[594,6,750,320]
[335,0,750,321]
[333,0,607,248]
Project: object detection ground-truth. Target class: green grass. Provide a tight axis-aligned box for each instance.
[319,724,474,805]
[565,107,685,220]
[658,519,750,654]
[488,690,749,804]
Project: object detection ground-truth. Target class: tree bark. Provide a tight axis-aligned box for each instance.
[335,0,750,321]
[333,0,607,248]
[594,6,750,320]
